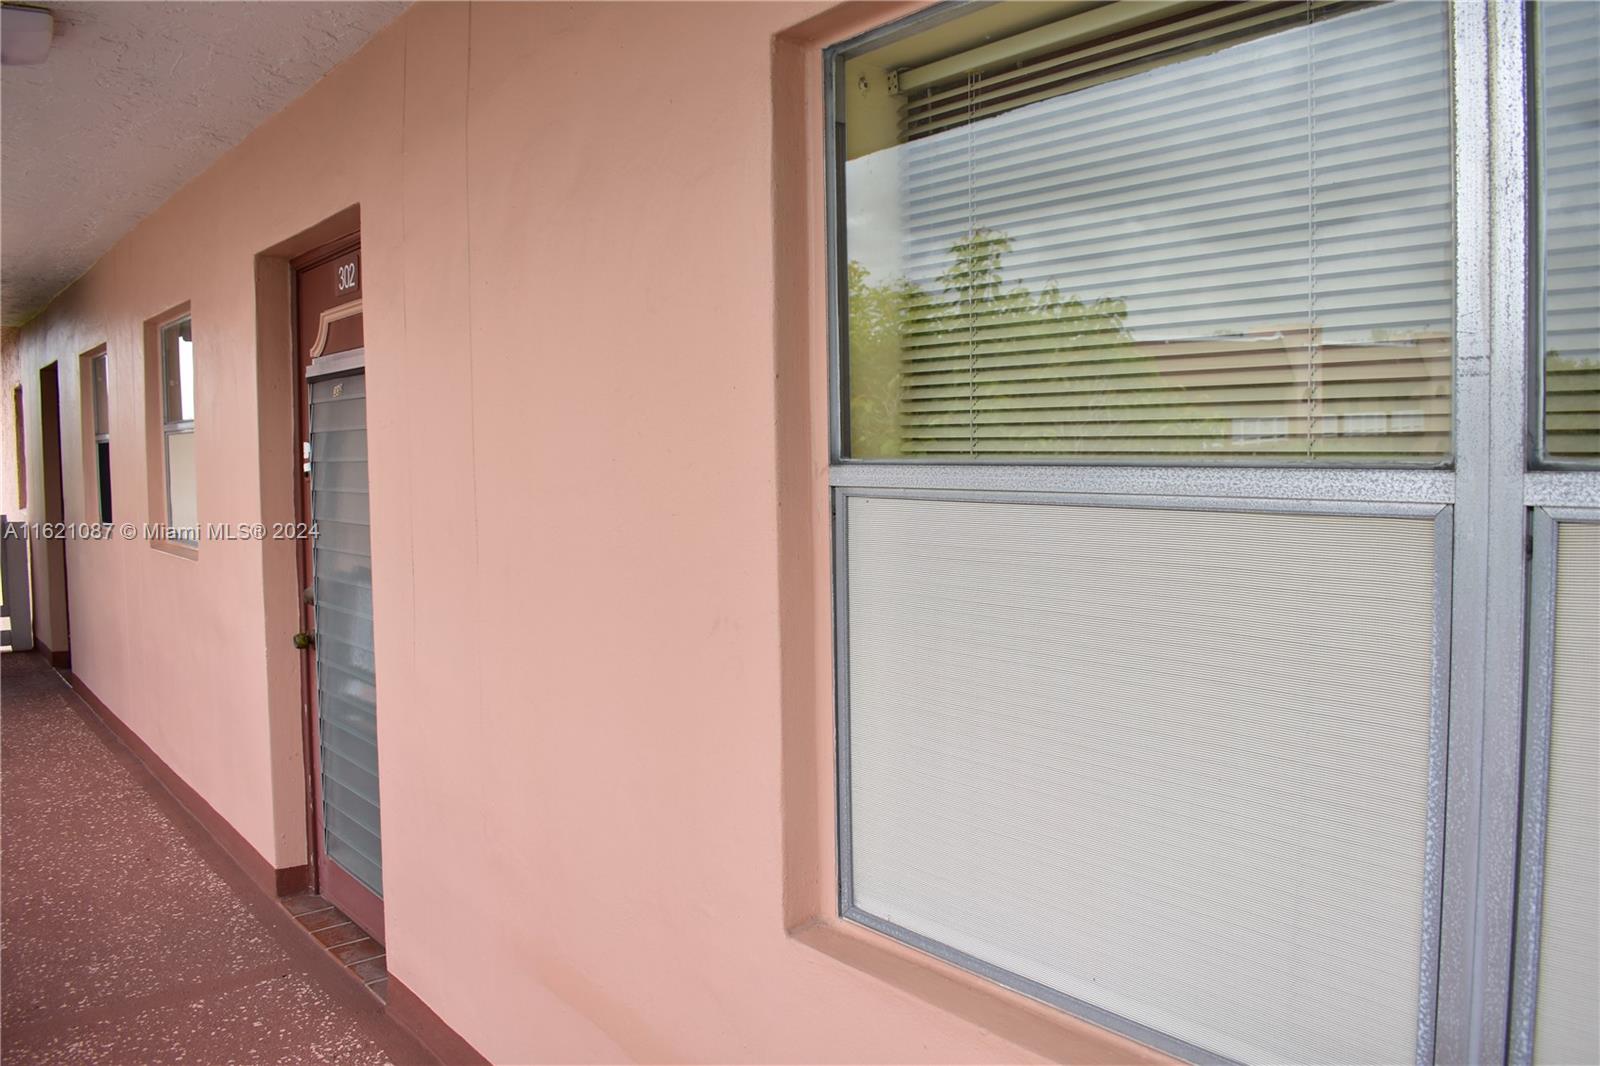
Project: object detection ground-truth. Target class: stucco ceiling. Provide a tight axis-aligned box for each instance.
[1,1,407,325]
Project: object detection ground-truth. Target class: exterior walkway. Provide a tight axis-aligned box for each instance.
[0,651,434,1065]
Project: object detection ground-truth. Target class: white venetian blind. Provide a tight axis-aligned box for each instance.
[1532,523,1600,1065]
[845,1,1455,461]
[845,496,1438,1064]
[1537,1,1600,461]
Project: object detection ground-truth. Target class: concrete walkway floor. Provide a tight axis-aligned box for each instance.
[0,651,435,1065]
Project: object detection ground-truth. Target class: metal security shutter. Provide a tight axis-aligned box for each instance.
[842,495,1443,1064]
[887,1,1453,460]
[1537,1,1600,461]
[309,370,383,896]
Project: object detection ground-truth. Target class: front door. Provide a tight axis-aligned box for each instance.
[294,240,383,941]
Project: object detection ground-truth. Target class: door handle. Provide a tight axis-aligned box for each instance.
[293,631,315,650]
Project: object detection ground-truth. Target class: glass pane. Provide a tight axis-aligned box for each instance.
[96,439,112,524]
[161,317,194,424]
[1532,523,1600,1064]
[1536,2,1600,463]
[840,1,1454,462]
[309,371,381,896]
[845,496,1439,1062]
[165,428,197,539]
[90,354,109,438]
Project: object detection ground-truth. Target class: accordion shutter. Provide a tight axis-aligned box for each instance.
[1537,2,1600,461]
[845,496,1438,1064]
[1532,523,1600,1065]
[852,1,1454,460]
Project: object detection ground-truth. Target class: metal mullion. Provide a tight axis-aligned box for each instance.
[1438,4,1531,1063]
[830,460,1454,503]
[1524,470,1600,509]
[832,482,1446,519]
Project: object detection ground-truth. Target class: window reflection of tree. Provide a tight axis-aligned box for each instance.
[850,227,1453,461]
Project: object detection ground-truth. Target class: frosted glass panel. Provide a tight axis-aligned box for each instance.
[1533,523,1600,1065]
[309,371,382,896]
[844,496,1438,1064]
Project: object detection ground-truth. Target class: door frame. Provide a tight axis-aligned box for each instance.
[34,361,69,667]
[290,236,384,942]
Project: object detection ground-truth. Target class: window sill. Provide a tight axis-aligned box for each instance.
[149,538,198,561]
[789,914,1176,1065]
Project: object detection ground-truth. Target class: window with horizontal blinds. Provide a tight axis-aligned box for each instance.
[1529,522,1600,1065]
[1535,1,1600,463]
[843,496,1441,1064]
[842,0,1453,461]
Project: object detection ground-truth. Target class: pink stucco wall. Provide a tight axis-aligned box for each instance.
[6,5,1164,1062]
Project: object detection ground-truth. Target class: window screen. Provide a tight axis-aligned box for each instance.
[841,0,1453,461]
[842,495,1441,1064]
[1534,1,1600,463]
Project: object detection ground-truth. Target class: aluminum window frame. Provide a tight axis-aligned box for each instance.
[832,487,1454,1066]
[157,314,196,544]
[825,3,1461,474]
[1508,506,1600,1066]
[821,2,1548,1063]
[1526,1,1599,472]
[84,349,111,525]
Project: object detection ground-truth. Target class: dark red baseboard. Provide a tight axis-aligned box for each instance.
[388,977,491,1066]
[35,638,70,670]
[56,657,486,1066]
[277,863,312,895]
[61,665,302,900]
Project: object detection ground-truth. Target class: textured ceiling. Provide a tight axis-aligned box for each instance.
[1,1,407,325]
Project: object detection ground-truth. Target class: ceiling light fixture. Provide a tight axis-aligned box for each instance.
[1,4,53,66]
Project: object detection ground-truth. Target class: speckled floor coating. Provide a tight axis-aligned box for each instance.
[1,651,434,1065]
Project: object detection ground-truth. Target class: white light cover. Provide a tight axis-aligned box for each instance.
[0,5,52,66]
[845,496,1439,1064]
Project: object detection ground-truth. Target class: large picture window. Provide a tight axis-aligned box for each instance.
[825,2,1597,1063]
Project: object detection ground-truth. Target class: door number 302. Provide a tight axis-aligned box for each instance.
[336,260,358,293]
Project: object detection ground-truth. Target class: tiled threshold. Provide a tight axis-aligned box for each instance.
[280,893,389,1001]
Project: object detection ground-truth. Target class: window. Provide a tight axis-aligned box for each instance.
[1533,1,1599,463]
[11,385,23,510]
[1517,518,1599,1066]
[84,351,111,523]
[823,3,1595,1063]
[840,1,1453,463]
[159,316,196,541]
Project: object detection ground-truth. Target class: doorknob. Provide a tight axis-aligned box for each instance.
[293,632,315,650]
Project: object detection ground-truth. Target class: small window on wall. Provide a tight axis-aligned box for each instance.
[11,385,24,510]
[84,351,111,523]
[839,0,1454,463]
[160,317,197,541]
[1533,1,1600,463]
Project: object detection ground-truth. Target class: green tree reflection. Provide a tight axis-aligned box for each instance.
[849,228,1145,458]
